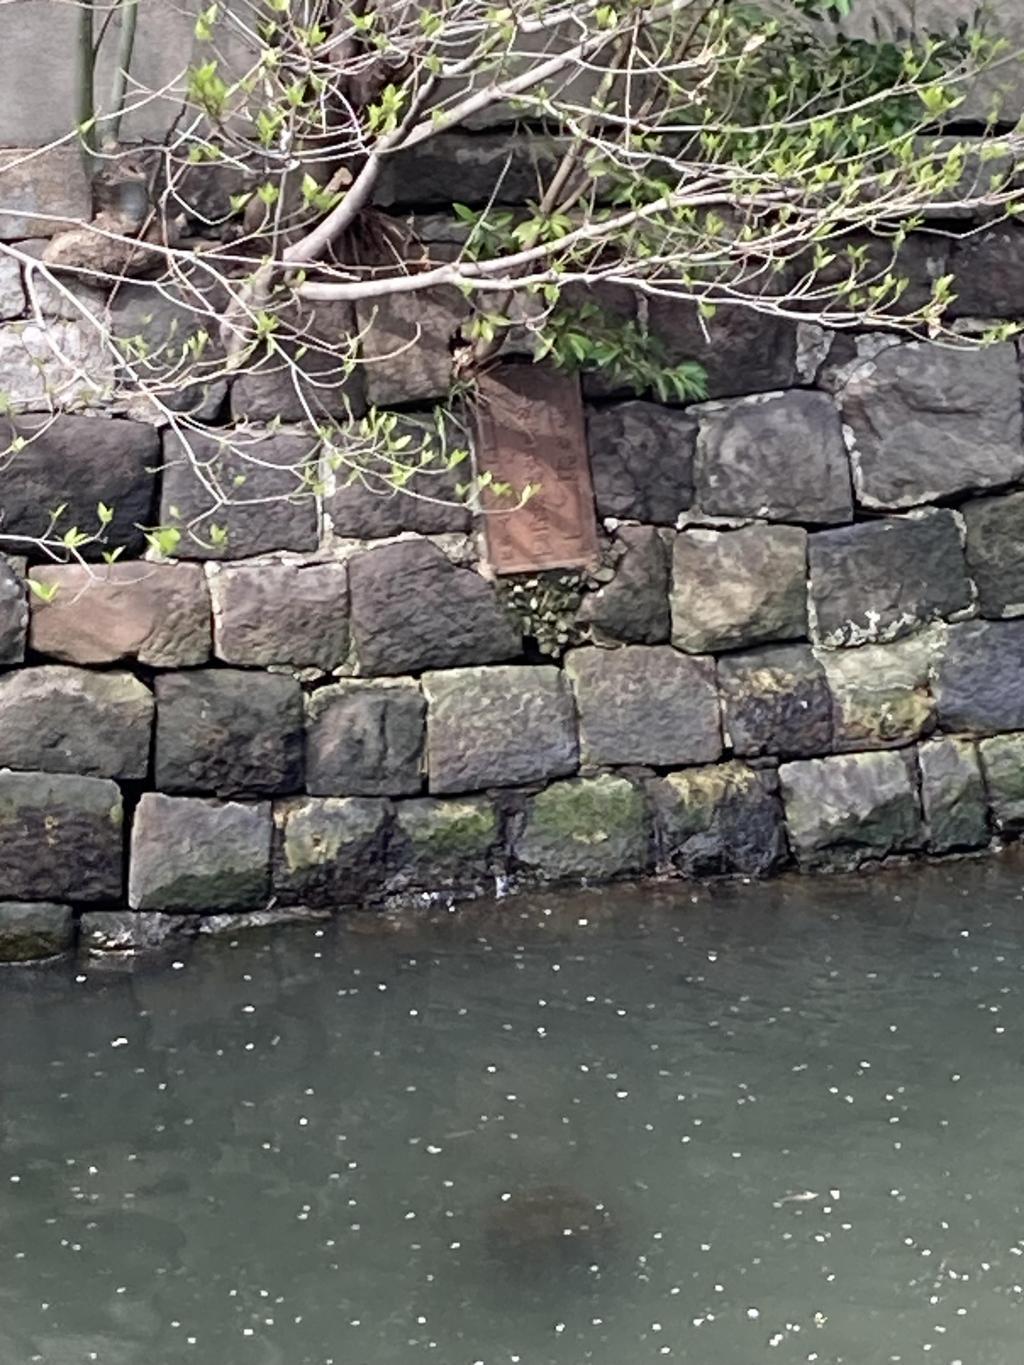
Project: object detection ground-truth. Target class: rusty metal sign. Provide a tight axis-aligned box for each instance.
[473,363,599,575]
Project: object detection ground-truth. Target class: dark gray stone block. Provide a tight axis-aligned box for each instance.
[695,390,852,524]
[0,555,27,664]
[1,414,158,555]
[0,902,75,963]
[110,278,228,421]
[160,428,319,559]
[671,523,808,653]
[231,299,365,422]
[0,667,153,779]
[979,734,1024,835]
[935,621,1024,734]
[423,665,579,794]
[212,562,349,670]
[348,539,520,676]
[305,679,425,796]
[564,645,721,768]
[779,750,923,871]
[376,133,561,209]
[719,645,832,759]
[841,342,1024,508]
[949,226,1024,317]
[808,512,971,648]
[578,526,671,645]
[650,762,787,877]
[154,670,304,796]
[962,490,1024,619]
[586,402,696,523]
[387,796,500,899]
[273,796,389,908]
[647,296,799,400]
[129,793,272,912]
[513,774,648,883]
[918,737,989,853]
[0,771,123,903]
[356,288,468,406]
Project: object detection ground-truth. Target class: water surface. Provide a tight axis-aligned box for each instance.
[3,856,1024,1365]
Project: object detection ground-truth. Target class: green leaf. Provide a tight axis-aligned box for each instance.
[27,579,59,604]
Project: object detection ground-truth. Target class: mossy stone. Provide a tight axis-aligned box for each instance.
[514,774,648,883]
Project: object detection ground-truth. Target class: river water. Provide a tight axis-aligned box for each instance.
[2,855,1024,1365]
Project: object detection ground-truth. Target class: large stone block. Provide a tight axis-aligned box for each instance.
[305,679,425,796]
[979,734,1024,835]
[348,539,520,675]
[564,645,721,768]
[719,645,832,759]
[109,278,228,422]
[376,133,561,209]
[0,146,92,239]
[0,258,24,319]
[695,391,852,525]
[0,902,75,964]
[0,319,113,411]
[160,428,320,559]
[423,665,579,794]
[949,226,1024,318]
[650,762,787,877]
[0,555,26,664]
[154,670,304,796]
[808,512,970,648]
[387,795,501,899]
[211,561,349,670]
[918,737,989,853]
[231,299,364,423]
[819,631,939,751]
[1,414,158,555]
[0,667,153,779]
[129,794,272,912]
[273,796,389,908]
[586,402,696,524]
[671,523,808,653]
[961,490,1024,619]
[841,343,1024,509]
[779,750,923,871]
[935,621,1024,734]
[577,525,670,646]
[513,774,648,883]
[0,771,123,902]
[28,562,211,666]
[356,288,468,406]
[647,297,799,400]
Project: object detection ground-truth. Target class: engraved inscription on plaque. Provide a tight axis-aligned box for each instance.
[473,363,600,575]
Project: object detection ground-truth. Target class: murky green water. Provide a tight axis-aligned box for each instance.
[3,856,1024,1365]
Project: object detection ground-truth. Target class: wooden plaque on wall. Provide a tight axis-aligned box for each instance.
[473,363,600,575]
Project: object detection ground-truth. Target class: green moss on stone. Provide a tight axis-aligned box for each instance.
[530,773,644,845]
[406,801,497,858]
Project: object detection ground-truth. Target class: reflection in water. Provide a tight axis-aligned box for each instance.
[2,853,1024,1364]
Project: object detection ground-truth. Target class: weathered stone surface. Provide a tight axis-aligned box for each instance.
[0,257,24,318]
[0,318,113,410]
[935,621,1024,734]
[719,645,832,759]
[0,902,75,963]
[1,414,157,554]
[376,133,561,208]
[565,645,721,768]
[356,288,468,405]
[979,734,1024,835]
[387,796,500,898]
[695,390,852,525]
[0,146,91,239]
[513,774,648,883]
[586,402,696,523]
[129,794,272,912]
[671,524,807,653]
[306,679,425,796]
[273,796,389,908]
[819,631,939,751]
[779,750,923,871]
[0,555,27,664]
[961,490,1024,619]
[647,297,799,400]
[211,562,349,670]
[109,279,228,421]
[918,737,989,853]
[0,667,153,779]
[80,911,199,955]
[650,762,787,877]
[29,562,211,666]
[160,428,319,559]
[0,771,123,902]
[949,226,1024,317]
[154,671,304,796]
[808,512,970,648]
[577,526,670,645]
[231,299,364,422]
[423,666,579,794]
[841,343,1024,509]
[348,539,520,675]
